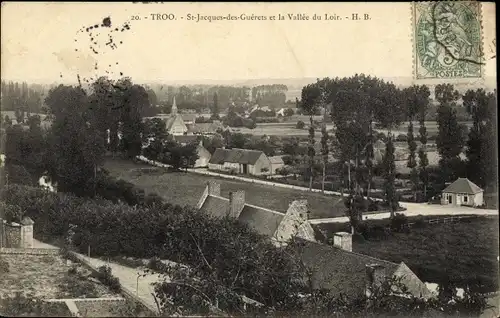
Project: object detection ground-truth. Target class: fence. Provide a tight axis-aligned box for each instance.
[404,215,477,229]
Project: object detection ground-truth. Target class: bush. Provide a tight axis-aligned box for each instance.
[2,164,33,186]
[244,119,257,129]
[0,201,23,223]
[96,265,121,293]
[352,233,365,243]
[296,121,305,129]
[376,132,386,142]
[390,213,408,232]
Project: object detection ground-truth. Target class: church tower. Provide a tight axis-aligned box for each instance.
[171,96,178,116]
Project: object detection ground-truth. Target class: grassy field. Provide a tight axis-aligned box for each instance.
[318,216,499,292]
[103,158,346,219]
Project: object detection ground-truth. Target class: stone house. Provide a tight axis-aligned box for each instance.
[196,181,433,301]
[196,181,315,244]
[441,177,484,207]
[208,148,272,176]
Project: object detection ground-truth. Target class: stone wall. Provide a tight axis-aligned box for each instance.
[0,218,34,248]
[3,222,21,248]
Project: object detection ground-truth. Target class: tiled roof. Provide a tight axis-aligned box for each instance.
[181,114,197,122]
[199,195,229,218]
[294,238,399,298]
[188,122,222,134]
[208,148,265,165]
[238,204,285,237]
[174,135,199,145]
[225,148,264,165]
[442,178,483,194]
[209,148,232,164]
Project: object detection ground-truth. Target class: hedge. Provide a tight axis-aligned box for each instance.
[0,184,304,309]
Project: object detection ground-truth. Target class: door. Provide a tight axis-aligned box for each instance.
[242,164,248,174]
[448,195,452,204]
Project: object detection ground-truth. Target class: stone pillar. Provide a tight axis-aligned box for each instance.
[228,191,245,218]
[207,181,221,197]
[333,232,352,252]
[20,217,34,248]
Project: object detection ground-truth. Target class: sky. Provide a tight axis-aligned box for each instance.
[1,2,496,87]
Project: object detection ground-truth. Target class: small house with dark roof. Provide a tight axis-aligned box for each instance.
[208,148,272,176]
[441,177,484,207]
[196,181,315,244]
[294,236,434,300]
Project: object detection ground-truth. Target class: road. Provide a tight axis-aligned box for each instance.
[309,204,498,224]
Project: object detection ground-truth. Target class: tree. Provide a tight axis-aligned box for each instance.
[202,135,224,155]
[44,85,106,196]
[295,121,305,129]
[463,89,494,188]
[320,125,329,193]
[413,85,431,199]
[225,132,248,149]
[383,133,398,217]
[3,115,12,128]
[142,118,168,161]
[284,108,295,117]
[435,84,466,184]
[403,86,424,202]
[211,92,220,120]
[300,84,322,191]
[120,83,149,158]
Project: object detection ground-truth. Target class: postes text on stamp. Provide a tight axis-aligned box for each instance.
[413,2,483,81]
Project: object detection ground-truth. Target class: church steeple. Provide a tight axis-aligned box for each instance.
[171,96,178,116]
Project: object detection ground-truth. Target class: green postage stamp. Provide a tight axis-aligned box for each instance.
[413,2,484,81]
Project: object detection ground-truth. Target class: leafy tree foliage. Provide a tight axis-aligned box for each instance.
[383,134,398,217]
[435,84,467,184]
[463,89,497,189]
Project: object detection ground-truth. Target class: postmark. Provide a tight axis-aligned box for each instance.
[413,2,483,81]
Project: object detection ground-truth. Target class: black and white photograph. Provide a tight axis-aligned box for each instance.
[0,2,498,317]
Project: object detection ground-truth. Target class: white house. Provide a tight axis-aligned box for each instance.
[208,148,272,176]
[441,178,484,207]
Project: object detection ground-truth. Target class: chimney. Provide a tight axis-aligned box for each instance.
[333,232,352,252]
[365,264,386,298]
[228,190,245,218]
[207,181,221,197]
